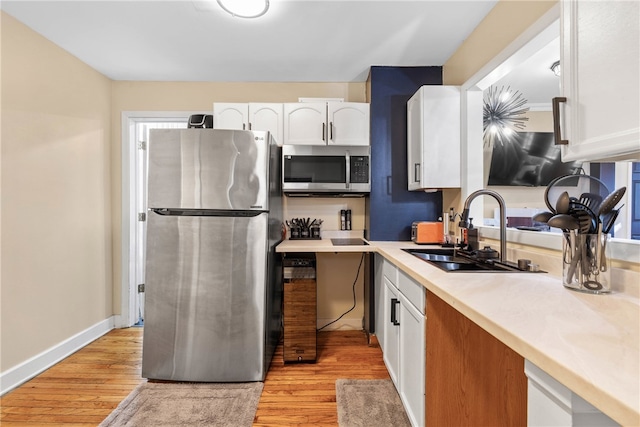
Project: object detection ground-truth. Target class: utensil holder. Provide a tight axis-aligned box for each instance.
[287,218,321,240]
[562,231,610,294]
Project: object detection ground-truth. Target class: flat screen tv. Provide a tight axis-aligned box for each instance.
[487,132,583,187]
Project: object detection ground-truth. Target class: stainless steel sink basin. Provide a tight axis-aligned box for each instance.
[331,238,368,246]
[403,248,533,273]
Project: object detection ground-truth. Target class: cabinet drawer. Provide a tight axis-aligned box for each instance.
[398,270,425,314]
[382,258,398,286]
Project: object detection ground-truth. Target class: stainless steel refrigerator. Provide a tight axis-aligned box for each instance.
[141,129,283,382]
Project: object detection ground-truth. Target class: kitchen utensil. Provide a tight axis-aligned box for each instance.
[532,211,553,223]
[602,206,621,235]
[600,230,610,272]
[564,230,581,283]
[547,214,579,231]
[594,222,602,274]
[544,172,609,214]
[572,208,594,234]
[555,191,571,214]
[598,187,626,218]
[578,192,603,212]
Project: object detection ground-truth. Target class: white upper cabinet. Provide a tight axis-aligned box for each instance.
[407,85,461,190]
[556,0,639,162]
[283,102,326,145]
[213,103,247,130]
[250,104,284,145]
[213,103,284,145]
[284,102,370,146]
[328,102,370,146]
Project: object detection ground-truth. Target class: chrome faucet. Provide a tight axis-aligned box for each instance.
[458,189,507,263]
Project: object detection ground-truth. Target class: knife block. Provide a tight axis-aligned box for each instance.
[283,278,317,362]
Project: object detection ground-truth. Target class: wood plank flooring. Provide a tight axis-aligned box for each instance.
[1,328,389,426]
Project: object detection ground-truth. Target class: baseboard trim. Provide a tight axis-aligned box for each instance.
[317,318,363,331]
[0,317,115,395]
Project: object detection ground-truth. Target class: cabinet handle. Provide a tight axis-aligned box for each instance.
[330,121,334,140]
[322,123,326,141]
[390,298,400,326]
[242,123,246,130]
[552,97,568,145]
[248,122,252,130]
[414,163,421,183]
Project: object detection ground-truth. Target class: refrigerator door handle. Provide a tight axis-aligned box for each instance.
[149,208,264,217]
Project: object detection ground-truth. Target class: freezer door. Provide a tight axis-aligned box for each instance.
[142,211,269,382]
[148,129,270,211]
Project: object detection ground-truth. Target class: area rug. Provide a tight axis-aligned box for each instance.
[99,381,263,426]
[336,379,411,427]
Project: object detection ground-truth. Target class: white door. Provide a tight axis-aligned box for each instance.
[249,103,283,145]
[399,292,426,427]
[133,120,188,325]
[283,102,327,145]
[407,93,423,190]
[327,102,370,146]
[383,277,400,386]
[213,103,248,130]
[559,0,639,162]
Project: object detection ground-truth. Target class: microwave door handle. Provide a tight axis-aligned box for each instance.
[345,150,350,189]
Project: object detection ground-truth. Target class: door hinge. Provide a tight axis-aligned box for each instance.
[138,212,146,221]
[138,140,147,150]
[138,284,145,293]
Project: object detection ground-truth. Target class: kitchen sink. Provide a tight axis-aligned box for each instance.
[403,248,534,273]
[331,238,369,246]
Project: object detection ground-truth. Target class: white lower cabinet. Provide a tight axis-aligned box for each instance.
[398,291,425,427]
[382,277,400,386]
[377,256,425,427]
[525,360,618,427]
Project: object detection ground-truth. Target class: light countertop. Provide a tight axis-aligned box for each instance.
[276,237,640,426]
[276,236,374,253]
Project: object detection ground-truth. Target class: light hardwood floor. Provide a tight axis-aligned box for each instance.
[1,328,389,426]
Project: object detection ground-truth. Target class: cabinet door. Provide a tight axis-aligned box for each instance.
[399,293,425,427]
[407,94,423,190]
[249,103,283,146]
[525,361,618,427]
[406,86,461,190]
[328,102,370,146]
[382,278,400,387]
[213,103,248,130]
[283,102,327,145]
[558,1,639,162]
[374,255,386,350]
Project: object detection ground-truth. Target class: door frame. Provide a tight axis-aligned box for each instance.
[119,111,197,327]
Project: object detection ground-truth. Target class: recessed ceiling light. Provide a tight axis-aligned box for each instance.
[217,0,269,18]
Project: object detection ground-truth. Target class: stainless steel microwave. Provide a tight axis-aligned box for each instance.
[282,145,370,195]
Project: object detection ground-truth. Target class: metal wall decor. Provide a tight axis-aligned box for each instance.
[483,86,530,147]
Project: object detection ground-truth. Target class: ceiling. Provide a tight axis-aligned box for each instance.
[1,0,499,82]
[492,30,560,109]
[1,0,559,105]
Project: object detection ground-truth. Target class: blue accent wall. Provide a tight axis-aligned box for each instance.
[365,66,444,241]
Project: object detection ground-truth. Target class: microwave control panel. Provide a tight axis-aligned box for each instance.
[350,156,369,183]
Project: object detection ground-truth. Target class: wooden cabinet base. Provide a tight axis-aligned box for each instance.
[283,279,317,362]
[426,291,527,426]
